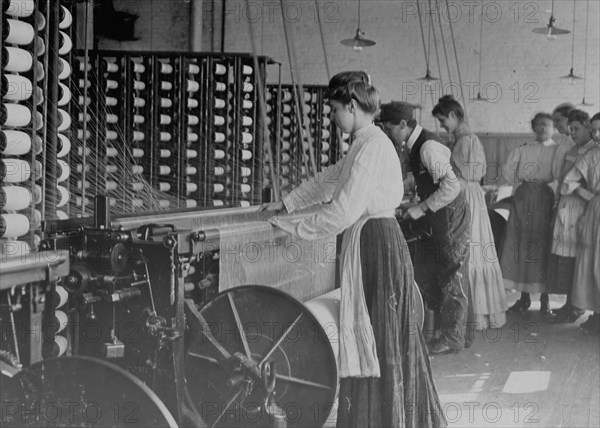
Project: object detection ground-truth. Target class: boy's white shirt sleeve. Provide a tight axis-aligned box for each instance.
[419,140,460,212]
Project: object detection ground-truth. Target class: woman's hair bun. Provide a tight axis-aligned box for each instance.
[438,94,455,103]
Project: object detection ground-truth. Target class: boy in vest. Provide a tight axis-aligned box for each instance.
[380,102,471,354]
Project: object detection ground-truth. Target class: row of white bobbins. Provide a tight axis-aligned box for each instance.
[263,88,294,190]
[301,94,332,175]
[1,2,71,254]
[100,58,128,208]
[53,3,74,218]
[50,283,70,356]
[236,62,256,207]
[180,60,203,208]
[209,61,254,207]
[210,61,231,207]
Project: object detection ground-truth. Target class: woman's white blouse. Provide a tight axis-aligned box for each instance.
[272,124,404,240]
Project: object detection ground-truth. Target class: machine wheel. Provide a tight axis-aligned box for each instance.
[2,355,178,427]
[185,285,338,428]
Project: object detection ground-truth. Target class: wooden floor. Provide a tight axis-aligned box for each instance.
[430,291,600,428]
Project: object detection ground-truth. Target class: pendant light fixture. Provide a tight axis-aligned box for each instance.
[533,0,570,40]
[579,0,593,106]
[341,0,376,51]
[560,0,582,84]
[416,1,439,85]
[474,0,487,101]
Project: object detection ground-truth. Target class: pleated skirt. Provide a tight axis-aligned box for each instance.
[500,183,554,293]
[464,183,507,329]
[336,218,447,428]
[572,197,600,312]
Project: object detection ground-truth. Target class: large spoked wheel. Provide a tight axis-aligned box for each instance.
[185,286,338,428]
[1,356,178,427]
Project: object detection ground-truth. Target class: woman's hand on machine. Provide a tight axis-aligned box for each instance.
[258,201,285,213]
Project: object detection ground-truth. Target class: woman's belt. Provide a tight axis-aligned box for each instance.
[360,210,395,221]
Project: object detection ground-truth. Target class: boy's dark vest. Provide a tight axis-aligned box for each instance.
[408,128,439,202]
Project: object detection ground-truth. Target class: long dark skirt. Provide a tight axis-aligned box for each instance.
[500,183,554,293]
[336,218,447,428]
[546,254,576,295]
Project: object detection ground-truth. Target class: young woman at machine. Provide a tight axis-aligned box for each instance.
[260,72,446,428]
[432,95,507,332]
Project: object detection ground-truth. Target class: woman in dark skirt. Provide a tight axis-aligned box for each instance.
[260,72,446,427]
[337,219,446,427]
[501,113,559,313]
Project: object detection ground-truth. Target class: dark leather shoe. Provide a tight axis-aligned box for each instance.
[508,298,531,313]
[428,338,462,355]
[549,303,569,317]
[581,313,600,332]
[549,308,585,323]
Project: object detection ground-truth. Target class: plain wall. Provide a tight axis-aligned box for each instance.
[200,0,600,133]
[97,1,599,133]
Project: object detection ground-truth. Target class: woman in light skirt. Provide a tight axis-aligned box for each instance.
[547,110,597,322]
[433,95,506,335]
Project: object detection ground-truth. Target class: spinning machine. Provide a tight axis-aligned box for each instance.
[29,199,339,427]
[2,3,339,427]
